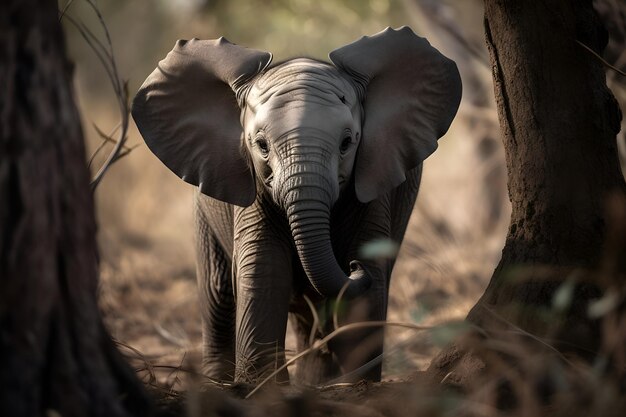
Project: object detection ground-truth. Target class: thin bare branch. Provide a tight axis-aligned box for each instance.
[90,75,130,188]
[61,14,117,85]
[478,304,577,366]
[85,0,117,63]
[92,122,141,161]
[92,122,122,145]
[88,137,110,169]
[58,0,76,21]
[60,2,131,188]
[576,40,626,77]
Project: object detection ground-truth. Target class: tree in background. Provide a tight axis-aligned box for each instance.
[0,1,149,415]
[428,0,626,383]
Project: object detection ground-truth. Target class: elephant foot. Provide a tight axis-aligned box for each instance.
[201,358,236,383]
[294,349,338,386]
[234,351,290,386]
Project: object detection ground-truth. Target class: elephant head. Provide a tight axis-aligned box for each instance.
[132,27,461,299]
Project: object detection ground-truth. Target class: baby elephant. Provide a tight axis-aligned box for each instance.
[132,27,461,385]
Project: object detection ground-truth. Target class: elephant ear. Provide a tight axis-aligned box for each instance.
[132,38,272,207]
[329,27,462,203]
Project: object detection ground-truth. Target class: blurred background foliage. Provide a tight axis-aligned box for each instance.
[67,0,411,98]
[59,0,624,382]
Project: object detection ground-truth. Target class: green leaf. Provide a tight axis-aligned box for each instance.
[587,290,620,319]
[552,279,576,313]
[410,305,429,324]
[430,321,472,347]
[359,238,399,260]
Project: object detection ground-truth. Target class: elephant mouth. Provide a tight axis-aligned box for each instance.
[264,173,274,188]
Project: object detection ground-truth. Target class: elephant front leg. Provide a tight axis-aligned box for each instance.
[196,217,236,381]
[233,220,293,384]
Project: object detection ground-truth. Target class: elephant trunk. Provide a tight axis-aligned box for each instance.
[278,167,370,298]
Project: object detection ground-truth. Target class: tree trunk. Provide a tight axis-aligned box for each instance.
[429,0,625,383]
[0,1,150,416]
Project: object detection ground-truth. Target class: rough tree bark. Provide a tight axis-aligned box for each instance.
[429,0,625,382]
[0,1,150,416]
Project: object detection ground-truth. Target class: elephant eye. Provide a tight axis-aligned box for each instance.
[255,137,269,156]
[340,134,352,154]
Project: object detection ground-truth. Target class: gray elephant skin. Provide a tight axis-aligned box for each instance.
[132,27,461,385]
